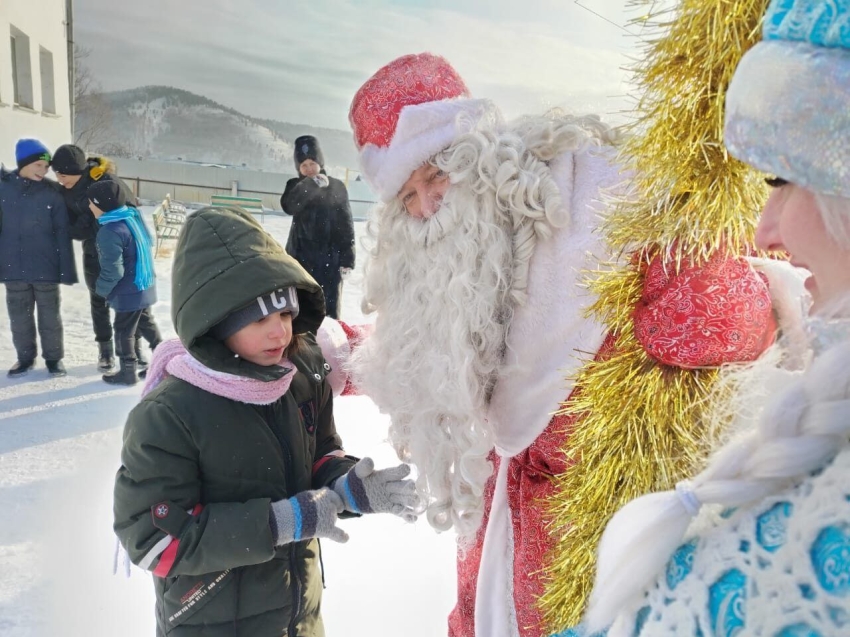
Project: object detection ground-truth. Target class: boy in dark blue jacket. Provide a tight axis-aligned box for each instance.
[0,138,78,377]
[88,180,161,385]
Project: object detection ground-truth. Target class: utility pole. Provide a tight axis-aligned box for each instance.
[66,0,75,138]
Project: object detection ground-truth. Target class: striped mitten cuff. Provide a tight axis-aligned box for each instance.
[269,488,348,545]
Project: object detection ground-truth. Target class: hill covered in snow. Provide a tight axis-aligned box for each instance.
[78,86,360,173]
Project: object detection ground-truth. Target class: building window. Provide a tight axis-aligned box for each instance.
[10,26,34,109]
[39,47,55,114]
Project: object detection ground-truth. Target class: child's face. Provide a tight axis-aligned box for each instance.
[299,159,320,178]
[55,172,82,189]
[19,160,49,181]
[225,311,294,366]
[88,200,105,218]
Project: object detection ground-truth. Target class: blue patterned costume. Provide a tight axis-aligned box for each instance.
[553,442,850,636]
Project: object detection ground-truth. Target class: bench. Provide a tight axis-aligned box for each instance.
[151,195,186,257]
[210,194,265,222]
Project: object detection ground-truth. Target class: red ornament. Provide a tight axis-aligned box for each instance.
[633,253,776,368]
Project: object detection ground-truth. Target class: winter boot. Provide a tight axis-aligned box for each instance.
[135,339,148,372]
[7,359,35,378]
[137,338,160,380]
[46,360,67,377]
[102,358,138,386]
[98,341,115,372]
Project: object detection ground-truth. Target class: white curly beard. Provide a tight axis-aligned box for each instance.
[351,113,612,540]
[351,176,515,540]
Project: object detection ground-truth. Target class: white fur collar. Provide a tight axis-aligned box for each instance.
[486,147,623,457]
[746,256,810,364]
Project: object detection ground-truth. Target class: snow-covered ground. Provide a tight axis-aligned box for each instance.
[0,208,457,636]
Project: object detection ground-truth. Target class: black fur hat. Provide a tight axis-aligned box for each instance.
[293,135,325,173]
[51,144,88,175]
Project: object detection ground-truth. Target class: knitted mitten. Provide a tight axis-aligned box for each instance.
[270,488,348,545]
[333,457,420,522]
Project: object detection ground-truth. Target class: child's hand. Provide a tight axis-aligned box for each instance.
[270,488,349,545]
[333,457,421,522]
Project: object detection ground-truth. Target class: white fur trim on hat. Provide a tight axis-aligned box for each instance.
[358,98,500,202]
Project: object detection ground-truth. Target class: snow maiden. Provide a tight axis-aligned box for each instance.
[566,1,850,635]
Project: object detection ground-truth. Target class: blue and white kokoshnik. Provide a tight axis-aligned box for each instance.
[724,0,850,197]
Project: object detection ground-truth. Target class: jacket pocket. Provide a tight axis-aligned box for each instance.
[160,568,235,632]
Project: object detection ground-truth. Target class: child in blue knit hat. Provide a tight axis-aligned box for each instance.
[14,138,51,171]
[0,138,77,377]
[87,179,161,385]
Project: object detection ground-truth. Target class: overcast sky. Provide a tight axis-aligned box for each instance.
[74,0,642,131]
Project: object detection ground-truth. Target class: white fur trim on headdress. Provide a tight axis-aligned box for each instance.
[746,256,810,364]
[358,98,500,202]
[725,40,850,197]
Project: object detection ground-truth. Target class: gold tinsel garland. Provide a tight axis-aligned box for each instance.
[539,0,770,631]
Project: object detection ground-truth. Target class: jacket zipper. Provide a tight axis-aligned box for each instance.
[232,568,242,637]
[261,403,303,637]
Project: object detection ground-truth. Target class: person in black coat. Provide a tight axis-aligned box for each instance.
[51,144,142,371]
[280,136,355,319]
[0,139,78,377]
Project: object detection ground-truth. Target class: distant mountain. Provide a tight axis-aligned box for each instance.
[77,86,360,175]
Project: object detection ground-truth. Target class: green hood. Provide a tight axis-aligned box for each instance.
[171,206,325,380]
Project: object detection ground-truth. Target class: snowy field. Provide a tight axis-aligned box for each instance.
[0,208,457,636]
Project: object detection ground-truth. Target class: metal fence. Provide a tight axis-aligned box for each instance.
[117,158,377,219]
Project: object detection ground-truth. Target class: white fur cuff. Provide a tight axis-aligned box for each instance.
[316,317,351,397]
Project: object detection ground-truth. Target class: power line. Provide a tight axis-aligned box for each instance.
[573,1,639,36]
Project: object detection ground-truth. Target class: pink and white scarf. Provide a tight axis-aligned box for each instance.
[142,339,295,405]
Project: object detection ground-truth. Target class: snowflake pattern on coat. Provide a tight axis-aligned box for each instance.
[447,409,579,637]
[552,437,850,637]
[448,335,619,637]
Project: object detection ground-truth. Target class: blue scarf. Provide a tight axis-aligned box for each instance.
[97,205,155,291]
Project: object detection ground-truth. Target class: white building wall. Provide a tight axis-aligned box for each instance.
[0,0,71,168]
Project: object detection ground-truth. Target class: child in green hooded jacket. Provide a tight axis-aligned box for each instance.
[113,207,418,637]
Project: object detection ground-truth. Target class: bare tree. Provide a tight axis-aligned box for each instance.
[73,44,113,150]
[96,140,136,159]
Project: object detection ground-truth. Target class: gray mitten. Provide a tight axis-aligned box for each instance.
[270,488,348,545]
[333,457,420,522]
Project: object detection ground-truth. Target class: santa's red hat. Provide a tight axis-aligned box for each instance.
[349,53,496,202]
